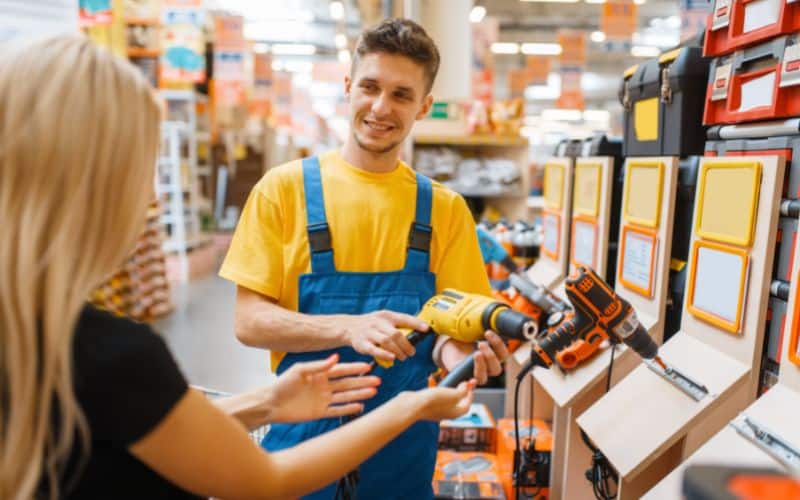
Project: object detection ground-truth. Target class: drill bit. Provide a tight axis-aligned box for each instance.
[653,355,668,371]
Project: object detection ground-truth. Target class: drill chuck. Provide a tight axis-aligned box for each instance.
[609,306,658,359]
[485,305,538,341]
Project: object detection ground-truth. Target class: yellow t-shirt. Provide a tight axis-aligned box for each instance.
[219,150,491,368]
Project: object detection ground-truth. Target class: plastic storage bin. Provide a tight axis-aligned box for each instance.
[704,0,800,57]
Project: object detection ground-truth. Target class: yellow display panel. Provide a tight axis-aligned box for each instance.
[544,163,565,210]
[618,225,658,298]
[571,215,598,269]
[634,97,659,141]
[687,240,749,334]
[542,209,561,260]
[790,267,800,367]
[573,162,601,217]
[623,160,664,228]
[695,160,761,248]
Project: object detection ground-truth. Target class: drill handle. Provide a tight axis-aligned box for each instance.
[374,329,431,368]
[439,353,475,388]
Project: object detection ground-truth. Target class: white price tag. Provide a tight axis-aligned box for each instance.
[572,219,596,268]
[621,229,657,297]
[543,212,560,257]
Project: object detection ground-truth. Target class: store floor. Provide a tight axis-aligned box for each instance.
[156,276,274,395]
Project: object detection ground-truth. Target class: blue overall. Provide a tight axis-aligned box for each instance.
[261,156,439,499]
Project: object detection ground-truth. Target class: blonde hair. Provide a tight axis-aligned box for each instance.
[0,36,161,499]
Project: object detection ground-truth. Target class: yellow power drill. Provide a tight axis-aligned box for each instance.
[376,289,538,369]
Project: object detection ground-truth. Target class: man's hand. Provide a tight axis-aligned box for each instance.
[339,310,429,364]
[440,331,510,385]
[269,354,381,422]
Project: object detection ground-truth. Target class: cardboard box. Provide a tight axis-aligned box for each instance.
[438,403,497,453]
[433,451,505,500]
[496,418,552,500]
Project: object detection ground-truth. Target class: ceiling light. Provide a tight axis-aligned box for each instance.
[521,43,562,55]
[338,49,351,64]
[590,31,606,43]
[335,33,347,49]
[271,43,317,55]
[330,1,344,20]
[470,5,487,23]
[253,43,270,54]
[585,0,606,3]
[271,60,284,71]
[631,45,660,58]
[633,0,646,4]
[491,42,520,54]
[542,108,583,121]
[520,0,580,3]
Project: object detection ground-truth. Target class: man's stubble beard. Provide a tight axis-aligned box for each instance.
[353,130,403,155]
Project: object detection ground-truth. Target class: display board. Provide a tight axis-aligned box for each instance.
[687,241,749,334]
[619,226,658,298]
[695,161,761,247]
[623,160,664,228]
[571,216,598,269]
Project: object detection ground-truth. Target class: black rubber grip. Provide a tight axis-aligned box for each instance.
[406,330,430,346]
[537,321,578,362]
[439,353,475,388]
[493,310,533,341]
[623,325,658,359]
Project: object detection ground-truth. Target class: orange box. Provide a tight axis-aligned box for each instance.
[496,418,552,500]
[433,451,505,500]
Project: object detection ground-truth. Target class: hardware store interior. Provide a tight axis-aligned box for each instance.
[4,0,800,499]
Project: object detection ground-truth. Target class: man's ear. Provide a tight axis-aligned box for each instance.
[344,74,352,99]
[416,94,434,120]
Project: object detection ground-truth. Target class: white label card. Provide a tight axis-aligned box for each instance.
[573,219,596,268]
[622,230,657,296]
[692,246,747,324]
[738,71,776,111]
[543,213,559,256]
[743,0,780,34]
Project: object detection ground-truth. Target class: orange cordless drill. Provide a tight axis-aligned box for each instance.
[440,267,663,387]
[516,266,662,380]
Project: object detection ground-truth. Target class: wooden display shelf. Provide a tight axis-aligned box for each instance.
[644,384,800,499]
[128,48,161,58]
[413,133,528,147]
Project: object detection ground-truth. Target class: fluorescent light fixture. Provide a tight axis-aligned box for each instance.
[521,0,580,3]
[583,109,610,122]
[542,108,583,121]
[590,31,606,43]
[470,5,487,23]
[631,45,660,58]
[330,1,344,20]
[521,43,562,55]
[633,0,645,4]
[585,0,606,3]
[524,72,561,100]
[335,33,348,49]
[271,43,316,55]
[491,42,520,54]
[253,43,270,54]
[338,49,351,64]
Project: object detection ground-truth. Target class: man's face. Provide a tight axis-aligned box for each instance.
[345,52,433,155]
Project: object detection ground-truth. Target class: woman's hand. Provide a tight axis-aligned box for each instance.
[269,354,381,423]
[404,379,477,422]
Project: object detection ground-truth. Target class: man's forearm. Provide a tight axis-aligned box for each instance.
[235,290,349,352]
[213,388,275,431]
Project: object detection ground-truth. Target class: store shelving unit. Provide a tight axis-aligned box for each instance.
[411,132,535,221]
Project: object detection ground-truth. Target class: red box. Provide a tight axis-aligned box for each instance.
[704,35,800,125]
[704,0,800,57]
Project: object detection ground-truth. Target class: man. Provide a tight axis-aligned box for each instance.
[220,18,508,499]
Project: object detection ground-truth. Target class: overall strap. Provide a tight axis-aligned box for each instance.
[302,157,336,273]
[405,172,433,272]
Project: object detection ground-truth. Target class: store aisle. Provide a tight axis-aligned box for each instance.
[156,276,274,394]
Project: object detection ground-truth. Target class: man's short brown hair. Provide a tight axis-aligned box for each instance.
[352,18,440,93]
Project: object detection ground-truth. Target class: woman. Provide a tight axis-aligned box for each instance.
[0,35,475,500]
